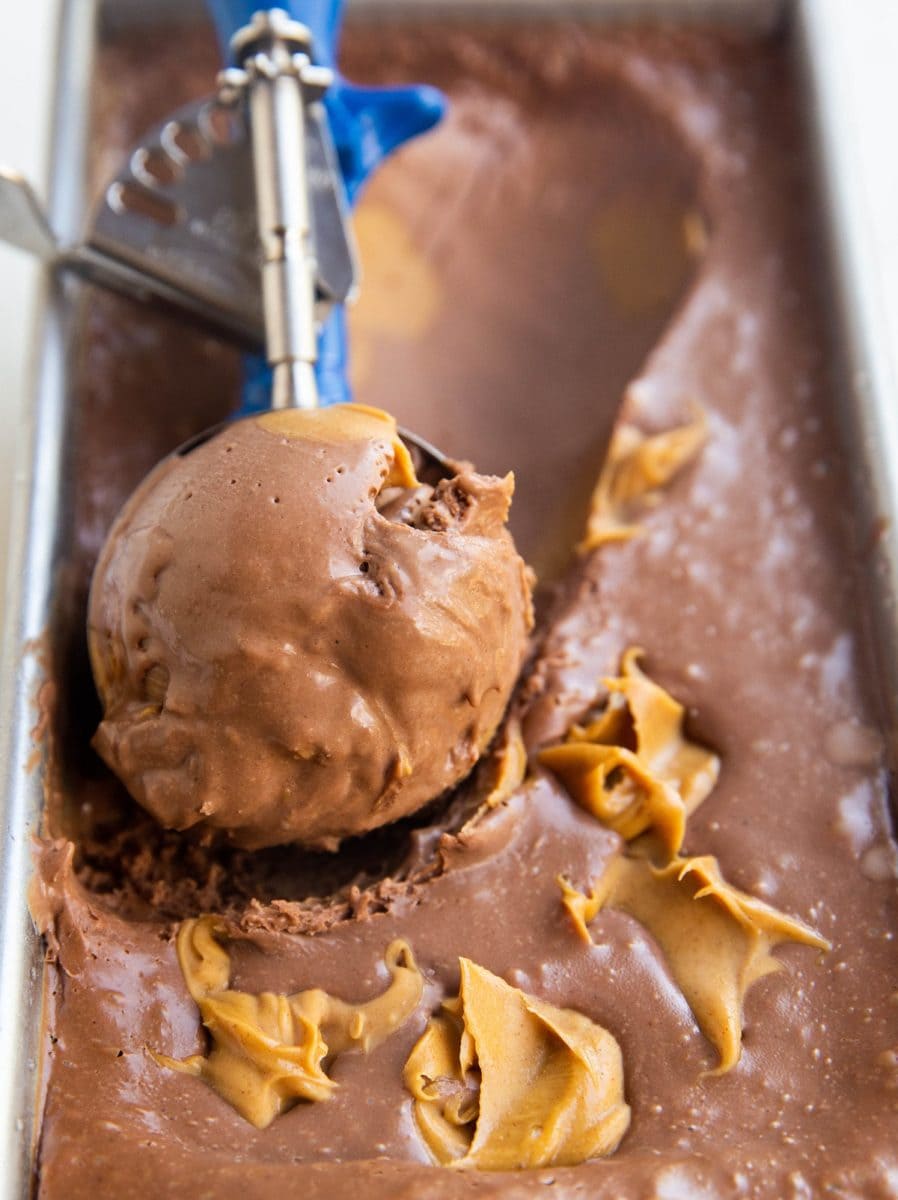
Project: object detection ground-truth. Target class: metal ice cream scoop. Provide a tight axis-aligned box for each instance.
[0,3,447,471]
[207,0,446,411]
[213,7,450,473]
[219,9,344,411]
[179,8,449,476]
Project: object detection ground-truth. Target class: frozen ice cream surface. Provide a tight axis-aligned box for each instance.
[87,404,533,850]
[31,19,898,1200]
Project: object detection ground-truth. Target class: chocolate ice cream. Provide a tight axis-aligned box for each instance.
[88,403,532,849]
[26,13,898,1200]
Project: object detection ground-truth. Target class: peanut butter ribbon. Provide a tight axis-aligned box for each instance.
[154,917,423,1127]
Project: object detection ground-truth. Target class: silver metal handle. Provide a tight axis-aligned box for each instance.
[219,9,333,410]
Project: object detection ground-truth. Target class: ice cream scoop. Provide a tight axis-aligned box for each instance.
[86,11,532,848]
[87,404,532,849]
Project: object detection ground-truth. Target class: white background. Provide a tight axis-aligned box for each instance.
[1,0,898,590]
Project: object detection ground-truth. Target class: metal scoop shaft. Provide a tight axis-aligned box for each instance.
[223,9,450,477]
[221,10,329,409]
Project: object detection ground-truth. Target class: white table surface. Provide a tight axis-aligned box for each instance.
[1,0,898,597]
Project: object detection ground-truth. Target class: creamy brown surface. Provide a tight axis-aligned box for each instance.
[88,404,531,850]
[31,15,898,1200]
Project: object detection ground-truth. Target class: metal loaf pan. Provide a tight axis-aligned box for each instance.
[0,0,894,1196]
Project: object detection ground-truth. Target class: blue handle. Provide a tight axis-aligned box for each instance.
[206,0,446,409]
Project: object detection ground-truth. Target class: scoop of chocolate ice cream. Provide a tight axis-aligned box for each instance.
[87,404,533,850]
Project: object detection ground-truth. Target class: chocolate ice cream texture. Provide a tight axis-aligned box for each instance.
[28,17,898,1199]
[88,403,532,849]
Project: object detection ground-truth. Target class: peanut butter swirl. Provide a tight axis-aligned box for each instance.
[479,720,527,811]
[562,855,829,1073]
[404,958,630,1169]
[539,647,719,856]
[256,403,420,489]
[580,409,707,550]
[547,649,829,1073]
[460,718,529,833]
[153,917,423,1127]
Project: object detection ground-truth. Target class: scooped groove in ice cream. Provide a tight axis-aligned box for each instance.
[87,404,533,850]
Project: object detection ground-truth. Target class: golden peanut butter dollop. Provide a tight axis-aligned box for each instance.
[562,854,830,1074]
[404,958,630,1170]
[547,649,830,1073]
[539,646,719,856]
[153,916,423,1127]
[580,408,707,550]
[88,403,533,850]
[468,717,528,824]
